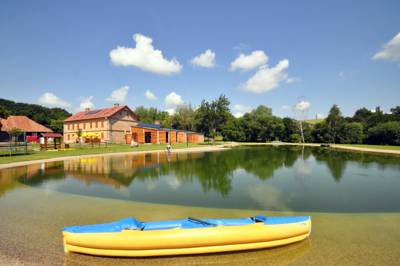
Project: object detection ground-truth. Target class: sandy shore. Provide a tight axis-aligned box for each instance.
[0,145,227,170]
[230,142,400,156]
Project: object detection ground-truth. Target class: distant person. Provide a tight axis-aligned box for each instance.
[166,143,171,154]
[131,140,138,147]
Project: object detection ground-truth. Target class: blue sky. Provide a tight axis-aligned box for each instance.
[0,0,399,118]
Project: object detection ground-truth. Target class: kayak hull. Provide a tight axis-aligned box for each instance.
[62,216,311,257]
[64,232,309,257]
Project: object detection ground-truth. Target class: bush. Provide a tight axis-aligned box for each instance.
[290,133,302,143]
[366,122,400,145]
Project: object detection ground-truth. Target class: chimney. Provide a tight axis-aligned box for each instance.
[154,120,160,125]
[85,107,90,112]
[114,103,120,107]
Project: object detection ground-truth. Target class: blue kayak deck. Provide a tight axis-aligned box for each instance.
[63,216,310,233]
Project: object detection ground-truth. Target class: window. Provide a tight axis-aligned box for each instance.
[101,132,104,139]
[90,122,92,129]
[96,121,98,128]
[101,121,104,128]
[83,123,86,129]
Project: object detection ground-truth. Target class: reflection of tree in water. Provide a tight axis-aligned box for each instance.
[9,146,400,199]
[312,148,400,182]
[312,149,348,181]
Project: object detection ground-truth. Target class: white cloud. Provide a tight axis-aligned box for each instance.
[165,108,176,115]
[233,104,252,118]
[316,113,324,119]
[286,77,298,84]
[190,49,216,68]
[164,92,184,113]
[106,85,129,102]
[242,59,290,93]
[295,100,310,112]
[38,92,71,108]
[144,90,157,101]
[79,96,94,110]
[281,105,291,111]
[230,50,268,71]
[372,32,400,61]
[109,33,182,75]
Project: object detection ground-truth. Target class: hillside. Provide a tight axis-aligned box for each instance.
[0,98,71,133]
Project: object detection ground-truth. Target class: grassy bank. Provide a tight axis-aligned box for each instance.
[0,143,204,165]
[335,144,400,151]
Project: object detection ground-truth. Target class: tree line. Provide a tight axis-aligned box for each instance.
[1,96,399,145]
[0,98,71,132]
[135,95,400,146]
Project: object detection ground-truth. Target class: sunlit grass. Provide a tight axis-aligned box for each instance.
[0,143,204,165]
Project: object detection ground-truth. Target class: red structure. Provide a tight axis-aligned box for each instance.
[130,123,204,144]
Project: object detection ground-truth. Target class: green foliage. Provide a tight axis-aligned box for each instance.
[134,106,170,127]
[0,105,10,118]
[194,95,231,138]
[290,133,302,142]
[0,98,71,132]
[221,117,245,141]
[338,122,363,144]
[366,122,400,145]
[170,105,196,131]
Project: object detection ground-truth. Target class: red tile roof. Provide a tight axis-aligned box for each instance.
[64,105,135,122]
[0,116,53,133]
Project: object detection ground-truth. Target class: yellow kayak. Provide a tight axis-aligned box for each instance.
[62,215,311,257]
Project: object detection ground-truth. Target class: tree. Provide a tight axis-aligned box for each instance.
[326,105,345,143]
[0,106,10,118]
[221,117,245,141]
[282,117,299,142]
[194,95,231,138]
[339,122,363,144]
[311,121,334,143]
[366,122,400,145]
[7,127,22,144]
[171,105,196,131]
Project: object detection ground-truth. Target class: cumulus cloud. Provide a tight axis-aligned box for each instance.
[164,92,184,114]
[190,49,216,68]
[233,104,252,118]
[295,100,310,111]
[144,90,157,101]
[242,59,290,93]
[230,50,268,71]
[79,96,94,110]
[106,85,129,102]
[38,92,71,108]
[372,32,400,61]
[109,33,182,75]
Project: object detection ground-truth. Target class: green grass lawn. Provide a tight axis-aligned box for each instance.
[336,144,400,151]
[0,143,204,165]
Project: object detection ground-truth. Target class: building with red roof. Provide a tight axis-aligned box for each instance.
[0,115,53,142]
[63,104,139,144]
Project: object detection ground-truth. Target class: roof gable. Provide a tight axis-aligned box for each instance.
[0,116,53,133]
[64,105,137,122]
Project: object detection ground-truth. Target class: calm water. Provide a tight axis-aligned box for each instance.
[4,146,400,212]
[1,146,400,265]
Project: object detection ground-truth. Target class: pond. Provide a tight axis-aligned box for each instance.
[0,146,399,265]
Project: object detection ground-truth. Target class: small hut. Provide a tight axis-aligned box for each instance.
[40,133,63,150]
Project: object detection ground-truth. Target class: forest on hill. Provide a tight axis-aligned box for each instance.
[0,98,71,133]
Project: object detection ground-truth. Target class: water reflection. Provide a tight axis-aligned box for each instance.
[1,146,400,212]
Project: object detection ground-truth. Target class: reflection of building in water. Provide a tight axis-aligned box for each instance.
[0,162,62,196]
[63,152,204,188]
